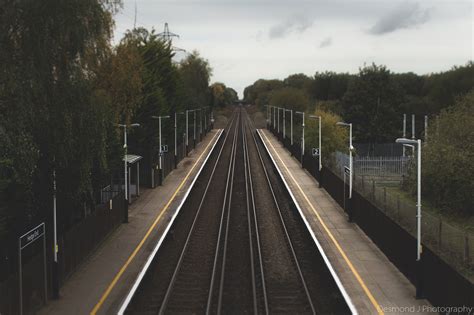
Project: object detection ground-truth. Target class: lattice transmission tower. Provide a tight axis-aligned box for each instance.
[158,23,186,53]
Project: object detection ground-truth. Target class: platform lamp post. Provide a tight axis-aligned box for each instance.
[210,109,215,129]
[309,115,322,188]
[198,108,203,141]
[272,106,276,130]
[277,107,281,134]
[174,112,185,168]
[336,121,353,222]
[285,109,293,145]
[203,107,208,133]
[295,111,305,166]
[193,109,197,148]
[117,123,140,223]
[52,163,59,299]
[152,115,170,185]
[264,105,270,127]
[185,109,194,155]
[283,108,287,139]
[396,137,423,299]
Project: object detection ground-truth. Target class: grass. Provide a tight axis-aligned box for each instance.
[379,183,474,233]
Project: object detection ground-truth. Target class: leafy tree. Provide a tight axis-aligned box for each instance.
[309,72,352,101]
[342,63,404,143]
[269,87,310,112]
[284,73,312,91]
[404,90,474,216]
[0,0,121,229]
[305,109,348,167]
[243,79,284,107]
[210,83,238,107]
[421,62,474,114]
[178,51,212,109]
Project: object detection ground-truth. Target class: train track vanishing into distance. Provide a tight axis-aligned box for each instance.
[123,108,351,314]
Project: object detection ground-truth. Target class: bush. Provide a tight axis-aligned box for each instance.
[305,109,348,167]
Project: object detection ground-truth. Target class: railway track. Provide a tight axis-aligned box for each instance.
[122,108,352,314]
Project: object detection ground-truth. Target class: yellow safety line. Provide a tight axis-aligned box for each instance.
[260,130,384,315]
[91,131,221,315]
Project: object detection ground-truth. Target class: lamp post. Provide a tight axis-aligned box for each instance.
[174,112,183,168]
[198,108,203,141]
[336,122,353,221]
[295,111,305,166]
[203,107,208,133]
[185,109,194,155]
[152,115,170,185]
[396,137,423,298]
[277,107,280,134]
[286,109,293,145]
[273,106,276,129]
[283,108,286,139]
[310,115,322,188]
[403,114,407,157]
[52,165,59,299]
[117,123,140,223]
[193,109,197,148]
[264,105,270,127]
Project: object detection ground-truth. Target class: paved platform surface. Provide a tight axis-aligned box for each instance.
[258,129,435,315]
[38,130,222,315]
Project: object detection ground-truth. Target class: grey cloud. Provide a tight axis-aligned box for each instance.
[369,2,431,35]
[319,37,332,48]
[269,16,314,39]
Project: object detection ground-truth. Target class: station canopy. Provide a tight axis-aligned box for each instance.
[122,154,142,164]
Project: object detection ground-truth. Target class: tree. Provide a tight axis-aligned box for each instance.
[210,83,238,107]
[178,51,212,109]
[305,109,348,167]
[284,73,312,91]
[0,0,122,229]
[269,87,311,112]
[243,79,284,107]
[342,64,404,143]
[404,90,474,216]
[309,72,352,101]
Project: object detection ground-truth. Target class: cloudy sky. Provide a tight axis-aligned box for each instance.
[113,0,473,97]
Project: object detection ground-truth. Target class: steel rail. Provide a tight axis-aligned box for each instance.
[215,110,240,314]
[158,111,239,314]
[242,113,270,315]
[206,110,240,314]
[245,110,316,314]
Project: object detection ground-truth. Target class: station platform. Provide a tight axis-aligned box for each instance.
[38,130,222,315]
[258,129,434,315]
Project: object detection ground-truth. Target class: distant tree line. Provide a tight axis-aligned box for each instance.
[0,1,232,238]
[244,62,474,143]
[244,62,474,216]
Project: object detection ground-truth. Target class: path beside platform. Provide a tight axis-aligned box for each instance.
[258,129,434,315]
[38,130,222,315]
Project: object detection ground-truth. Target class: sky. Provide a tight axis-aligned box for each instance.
[113,0,473,97]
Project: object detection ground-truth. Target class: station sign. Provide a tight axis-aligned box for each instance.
[312,148,320,157]
[344,166,350,175]
[20,223,45,249]
[160,145,168,153]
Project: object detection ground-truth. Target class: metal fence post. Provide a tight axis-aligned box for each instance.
[372,180,375,200]
[438,218,443,250]
[465,233,470,266]
[397,195,400,222]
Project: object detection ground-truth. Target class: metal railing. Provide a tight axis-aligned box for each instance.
[334,151,412,178]
[329,154,473,275]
